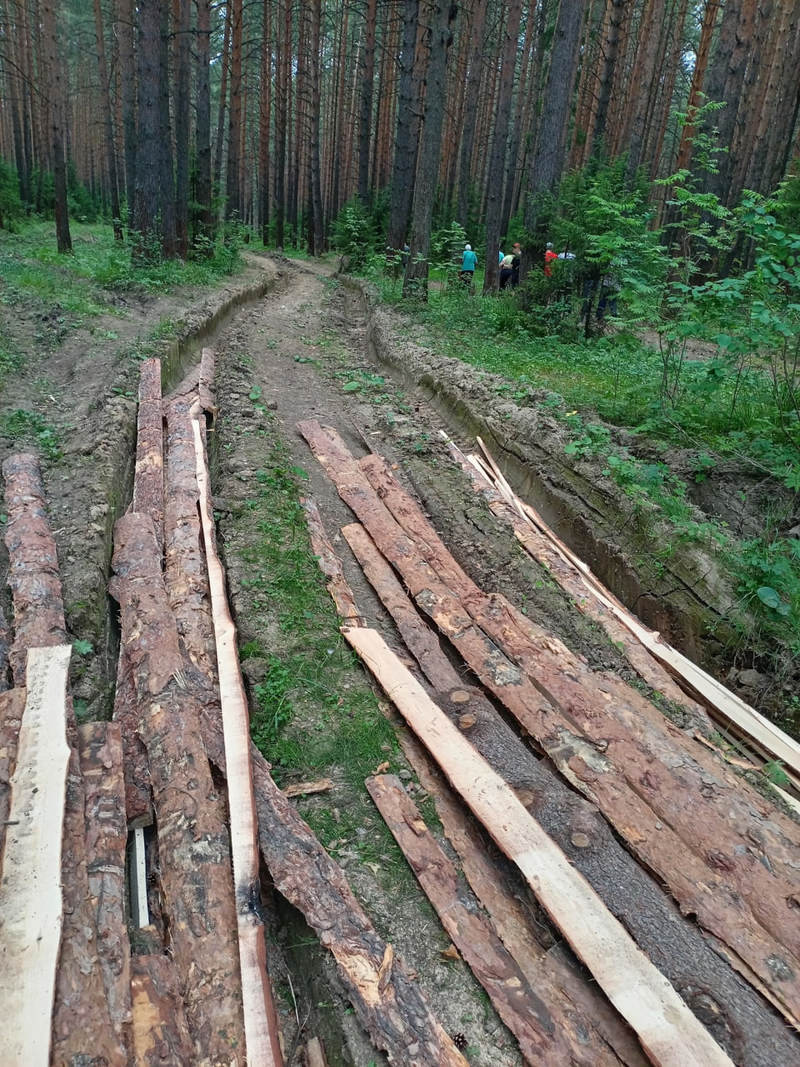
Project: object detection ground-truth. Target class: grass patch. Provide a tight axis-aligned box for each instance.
[0,408,60,459]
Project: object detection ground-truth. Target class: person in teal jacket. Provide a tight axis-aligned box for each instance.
[460,243,477,285]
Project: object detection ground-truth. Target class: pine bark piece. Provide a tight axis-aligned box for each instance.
[133,358,164,548]
[304,1036,329,1067]
[192,417,284,1067]
[197,710,468,1067]
[367,772,605,1065]
[355,448,800,1017]
[302,496,363,623]
[130,955,195,1065]
[299,421,800,1051]
[0,687,25,861]
[347,627,734,1067]
[0,646,71,1067]
[2,452,67,686]
[78,721,133,1054]
[112,647,152,825]
[110,511,246,1063]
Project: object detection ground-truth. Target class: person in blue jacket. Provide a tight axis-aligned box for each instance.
[460,243,477,286]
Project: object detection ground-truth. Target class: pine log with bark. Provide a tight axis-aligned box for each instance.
[78,720,133,1055]
[130,955,195,1064]
[298,421,800,1062]
[110,512,246,1062]
[0,686,25,860]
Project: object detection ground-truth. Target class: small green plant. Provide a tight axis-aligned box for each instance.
[0,409,61,460]
[72,639,93,656]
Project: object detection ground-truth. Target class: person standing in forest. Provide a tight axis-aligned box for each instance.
[499,251,515,289]
[544,242,558,276]
[461,243,477,286]
[511,242,522,286]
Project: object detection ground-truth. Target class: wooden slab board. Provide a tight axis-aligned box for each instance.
[0,645,71,1067]
[345,626,733,1067]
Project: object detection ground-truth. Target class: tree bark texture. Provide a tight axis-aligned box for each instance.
[195,0,213,243]
[132,0,161,256]
[110,512,246,1063]
[357,0,378,204]
[0,687,25,860]
[130,955,195,1064]
[456,0,488,227]
[93,0,123,237]
[118,0,137,210]
[173,0,191,255]
[367,772,621,1065]
[78,720,133,1057]
[41,0,71,252]
[387,0,421,250]
[298,420,800,1063]
[226,0,244,219]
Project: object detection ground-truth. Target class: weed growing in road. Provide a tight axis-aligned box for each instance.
[0,408,60,459]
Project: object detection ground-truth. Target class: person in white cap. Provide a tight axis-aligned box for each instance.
[460,243,477,286]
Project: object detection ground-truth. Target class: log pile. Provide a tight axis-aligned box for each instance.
[299,418,800,1066]
[1,357,470,1066]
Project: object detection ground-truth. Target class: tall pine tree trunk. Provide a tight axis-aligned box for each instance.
[259,0,272,243]
[357,0,378,205]
[174,0,190,255]
[157,0,176,255]
[387,0,420,250]
[403,0,458,299]
[195,0,213,245]
[41,0,71,252]
[213,2,231,204]
[484,0,523,291]
[456,0,488,226]
[225,0,243,220]
[118,0,137,214]
[133,0,161,258]
[307,0,325,253]
[94,0,122,238]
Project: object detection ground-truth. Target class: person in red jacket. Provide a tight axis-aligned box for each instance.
[544,242,558,277]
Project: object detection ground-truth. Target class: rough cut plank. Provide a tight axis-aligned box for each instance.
[368,772,607,1065]
[300,423,800,1060]
[0,646,71,1067]
[110,512,246,1063]
[193,416,284,1067]
[0,687,25,861]
[133,358,164,548]
[130,955,195,1065]
[347,626,733,1067]
[198,709,468,1067]
[354,445,800,1019]
[2,453,68,686]
[78,721,133,1055]
[340,525,797,1065]
[302,496,364,623]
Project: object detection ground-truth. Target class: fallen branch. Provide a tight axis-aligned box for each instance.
[0,646,71,1067]
[347,627,733,1067]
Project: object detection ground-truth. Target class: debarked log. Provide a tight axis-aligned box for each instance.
[110,511,246,1063]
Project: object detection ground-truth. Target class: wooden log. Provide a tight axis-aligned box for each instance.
[130,955,195,1065]
[110,511,246,1063]
[193,417,284,1067]
[133,358,164,548]
[302,496,364,623]
[0,646,71,1067]
[368,772,617,1065]
[445,434,713,726]
[0,687,25,861]
[199,345,217,419]
[346,626,734,1067]
[78,721,133,1055]
[338,524,800,1065]
[356,446,800,1019]
[298,422,800,1055]
[112,647,152,825]
[1,453,67,686]
[164,399,218,679]
[197,710,468,1067]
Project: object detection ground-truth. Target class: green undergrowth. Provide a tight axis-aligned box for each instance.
[0,219,244,326]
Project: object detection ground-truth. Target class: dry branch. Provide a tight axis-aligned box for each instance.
[368,772,609,1065]
[284,777,334,798]
[198,710,468,1067]
[0,646,71,1067]
[2,453,67,686]
[193,416,284,1067]
[347,627,733,1067]
[130,955,195,1065]
[110,511,246,1062]
[78,721,133,1054]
